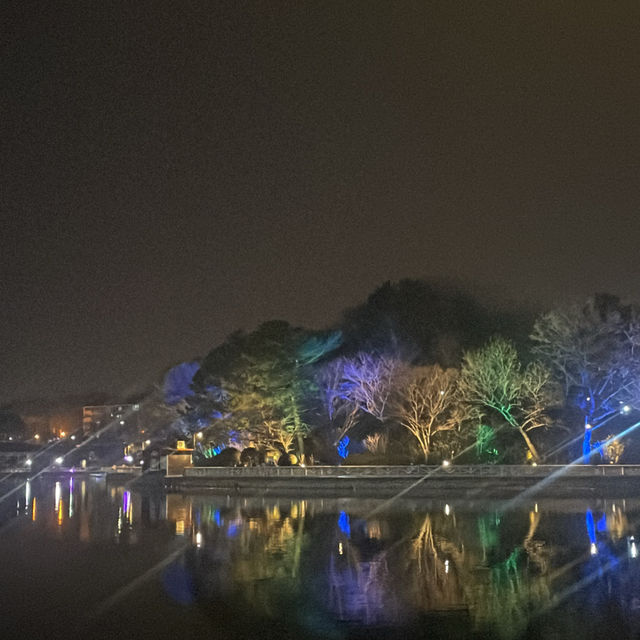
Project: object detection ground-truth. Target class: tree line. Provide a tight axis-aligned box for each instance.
[154,281,640,465]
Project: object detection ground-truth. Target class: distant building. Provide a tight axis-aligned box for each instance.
[82,404,140,435]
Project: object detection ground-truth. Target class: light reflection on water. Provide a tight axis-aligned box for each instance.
[2,478,640,639]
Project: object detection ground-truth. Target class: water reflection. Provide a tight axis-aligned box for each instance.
[2,479,640,638]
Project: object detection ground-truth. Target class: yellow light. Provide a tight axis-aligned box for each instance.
[338,542,343,555]
[34,434,40,440]
[60,432,66,438]
[176,520,185,536]
[32,497,37,521]
[58,500,64,526]
[444,504,451,516]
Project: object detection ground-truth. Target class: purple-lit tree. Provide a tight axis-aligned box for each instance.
[531,295,640,459]
[318,352,405,444]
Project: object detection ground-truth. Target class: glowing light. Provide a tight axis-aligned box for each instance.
[145,439,151,445]
[444,504,451,516]
[176,520,185,536]
[337,436,350,459]
[124,455,134,464]
[444,559,450,573]
[34,434,40,440]
[442,460,451,467]
[622,405,632,414]
[119,421,125,425]
[54,482,61,511]
[31,497,37,521]
[630,537,638,559]
[590,542,598,556]
[532,462,538,466]
[25,459,32,467]
[338,542,343,555]
[25,480,31,507]
[534,503,538,513]
[55,457,63,465]
[338,511,351,538]
[60,432,66,438]
[70,435,76,440]
[57,499,64,526]
[196,432,203,439]
[195,532,203,548]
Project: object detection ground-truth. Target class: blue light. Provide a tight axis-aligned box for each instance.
[337,436,350,459]
[596,513,607,533]
[213,509,222,527]
[338,511,351,538]
[586,509,596,544]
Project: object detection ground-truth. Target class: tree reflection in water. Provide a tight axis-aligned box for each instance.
[178,496,640,639]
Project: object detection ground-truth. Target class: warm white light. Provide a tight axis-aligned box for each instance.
[119,421,125,425]
[34,434,40,440]
[444,559,450,573]
[590,543,598,556]
[25,459,32,467]
[55,457,63,465]
[444,504,451,516]
[196,532,203,548]
[70,435,76,440]
[145,439,151,445]
[60,432,66,438]
[442,460,451,467]
[196,432,203,439]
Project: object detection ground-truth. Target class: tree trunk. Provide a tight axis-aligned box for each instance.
[519,427,539,462]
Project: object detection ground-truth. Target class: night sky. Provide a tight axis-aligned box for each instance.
[2,2,640,403]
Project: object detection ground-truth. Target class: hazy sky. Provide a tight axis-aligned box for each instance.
[2,2,640,402]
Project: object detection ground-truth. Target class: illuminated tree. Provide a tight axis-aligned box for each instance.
[531,295,640,458]
[391,365,464,462]
[192,321,340,460]
[459,338,556,462]
[318,352,405,444]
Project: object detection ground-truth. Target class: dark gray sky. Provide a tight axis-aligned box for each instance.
[2,1,640,403]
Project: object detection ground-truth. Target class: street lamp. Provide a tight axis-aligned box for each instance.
[193,431,203,449]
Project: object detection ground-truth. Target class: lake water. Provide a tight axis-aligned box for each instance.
[0,475,639,639]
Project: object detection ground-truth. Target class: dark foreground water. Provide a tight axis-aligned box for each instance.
[0,476,639,639]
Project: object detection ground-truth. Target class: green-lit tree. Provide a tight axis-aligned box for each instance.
[459,338,557,462]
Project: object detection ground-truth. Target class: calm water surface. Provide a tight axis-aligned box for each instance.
[0,475,639,639]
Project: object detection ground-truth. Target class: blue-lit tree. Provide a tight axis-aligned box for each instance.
[531,295,640,460]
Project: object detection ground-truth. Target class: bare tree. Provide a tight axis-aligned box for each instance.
[459,338,556,462]
[531,296,640,455]
[392,365,461,462]
[318,352,405,443]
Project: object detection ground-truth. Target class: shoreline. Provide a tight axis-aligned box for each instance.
[165,464,640,499]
